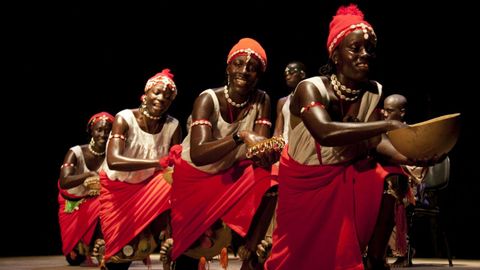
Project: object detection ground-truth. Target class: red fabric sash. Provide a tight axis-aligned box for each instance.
[170,148,277,260]
[57,193,100,255]
[98,170,171,261]
[265,148,403,270]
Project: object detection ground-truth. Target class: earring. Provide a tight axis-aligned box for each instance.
[140,94,147,109]
[90,137,95,146]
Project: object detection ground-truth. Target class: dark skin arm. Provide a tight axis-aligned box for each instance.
[376,133,410,164]
[290,80,407,146]
[107,114,164,171]
[170,124,182,146]
[273,96,288,137]
[251,90,271,138]
[190,92,240,166]
[248,92,278,167]
[190,91,271,166]
[59,149,97,189]
[367,108,409,164]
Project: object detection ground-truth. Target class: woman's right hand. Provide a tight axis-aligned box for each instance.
[242,132,285,168]
[240,131,272,167]
[239,130,267,146]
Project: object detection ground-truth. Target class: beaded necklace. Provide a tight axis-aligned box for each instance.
[330,74,361,102]
[140,105,161,120]
[224,85,249,108]
[88,143,105,156]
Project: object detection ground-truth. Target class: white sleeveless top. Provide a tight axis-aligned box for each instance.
[104,109,179,183]
[181,89,265,174]
[281,94,292,143]
[65,145,106,197]
[288,76,382,165]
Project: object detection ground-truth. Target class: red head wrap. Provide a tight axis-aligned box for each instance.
[327,4,376,56]
[227,38,267,72]
[144,69,177,98]
[87,112,114,132]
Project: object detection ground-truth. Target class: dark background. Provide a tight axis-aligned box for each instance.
[5,0,478,260]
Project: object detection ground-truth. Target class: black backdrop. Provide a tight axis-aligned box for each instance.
[5,0,479,259]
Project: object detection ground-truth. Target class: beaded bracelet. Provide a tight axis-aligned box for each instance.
[60,163,75,169]
[254,118,272,127]
[191,119,212,127]
[246,136,286,159]
[300,101,325,114]
[83,176,101,196]
[109,134,126,140]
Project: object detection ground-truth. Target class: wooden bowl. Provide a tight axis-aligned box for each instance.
[386,113,460,160]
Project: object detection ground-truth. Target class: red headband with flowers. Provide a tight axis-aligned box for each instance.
[326,4,376,56]
[87,112,114,132]
[144,69,177,98]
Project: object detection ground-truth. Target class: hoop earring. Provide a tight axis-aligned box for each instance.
[90,137,95,146]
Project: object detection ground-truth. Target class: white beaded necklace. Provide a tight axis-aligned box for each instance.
[141,105,161,120]
[330,74,361,102]
[224,85,249,108]
[88,143,105,156]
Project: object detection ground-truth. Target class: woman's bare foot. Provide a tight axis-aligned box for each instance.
[92,238,105,265]
[256,236,272,264]
[159,238,173,270]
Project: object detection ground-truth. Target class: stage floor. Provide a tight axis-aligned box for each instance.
[0,255,479,269]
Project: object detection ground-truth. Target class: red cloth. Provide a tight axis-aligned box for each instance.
[271,162,279,176]
[98,170,171,261]
[265,148,404,270]
[57,193,100,255]
[170,151,277,260]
